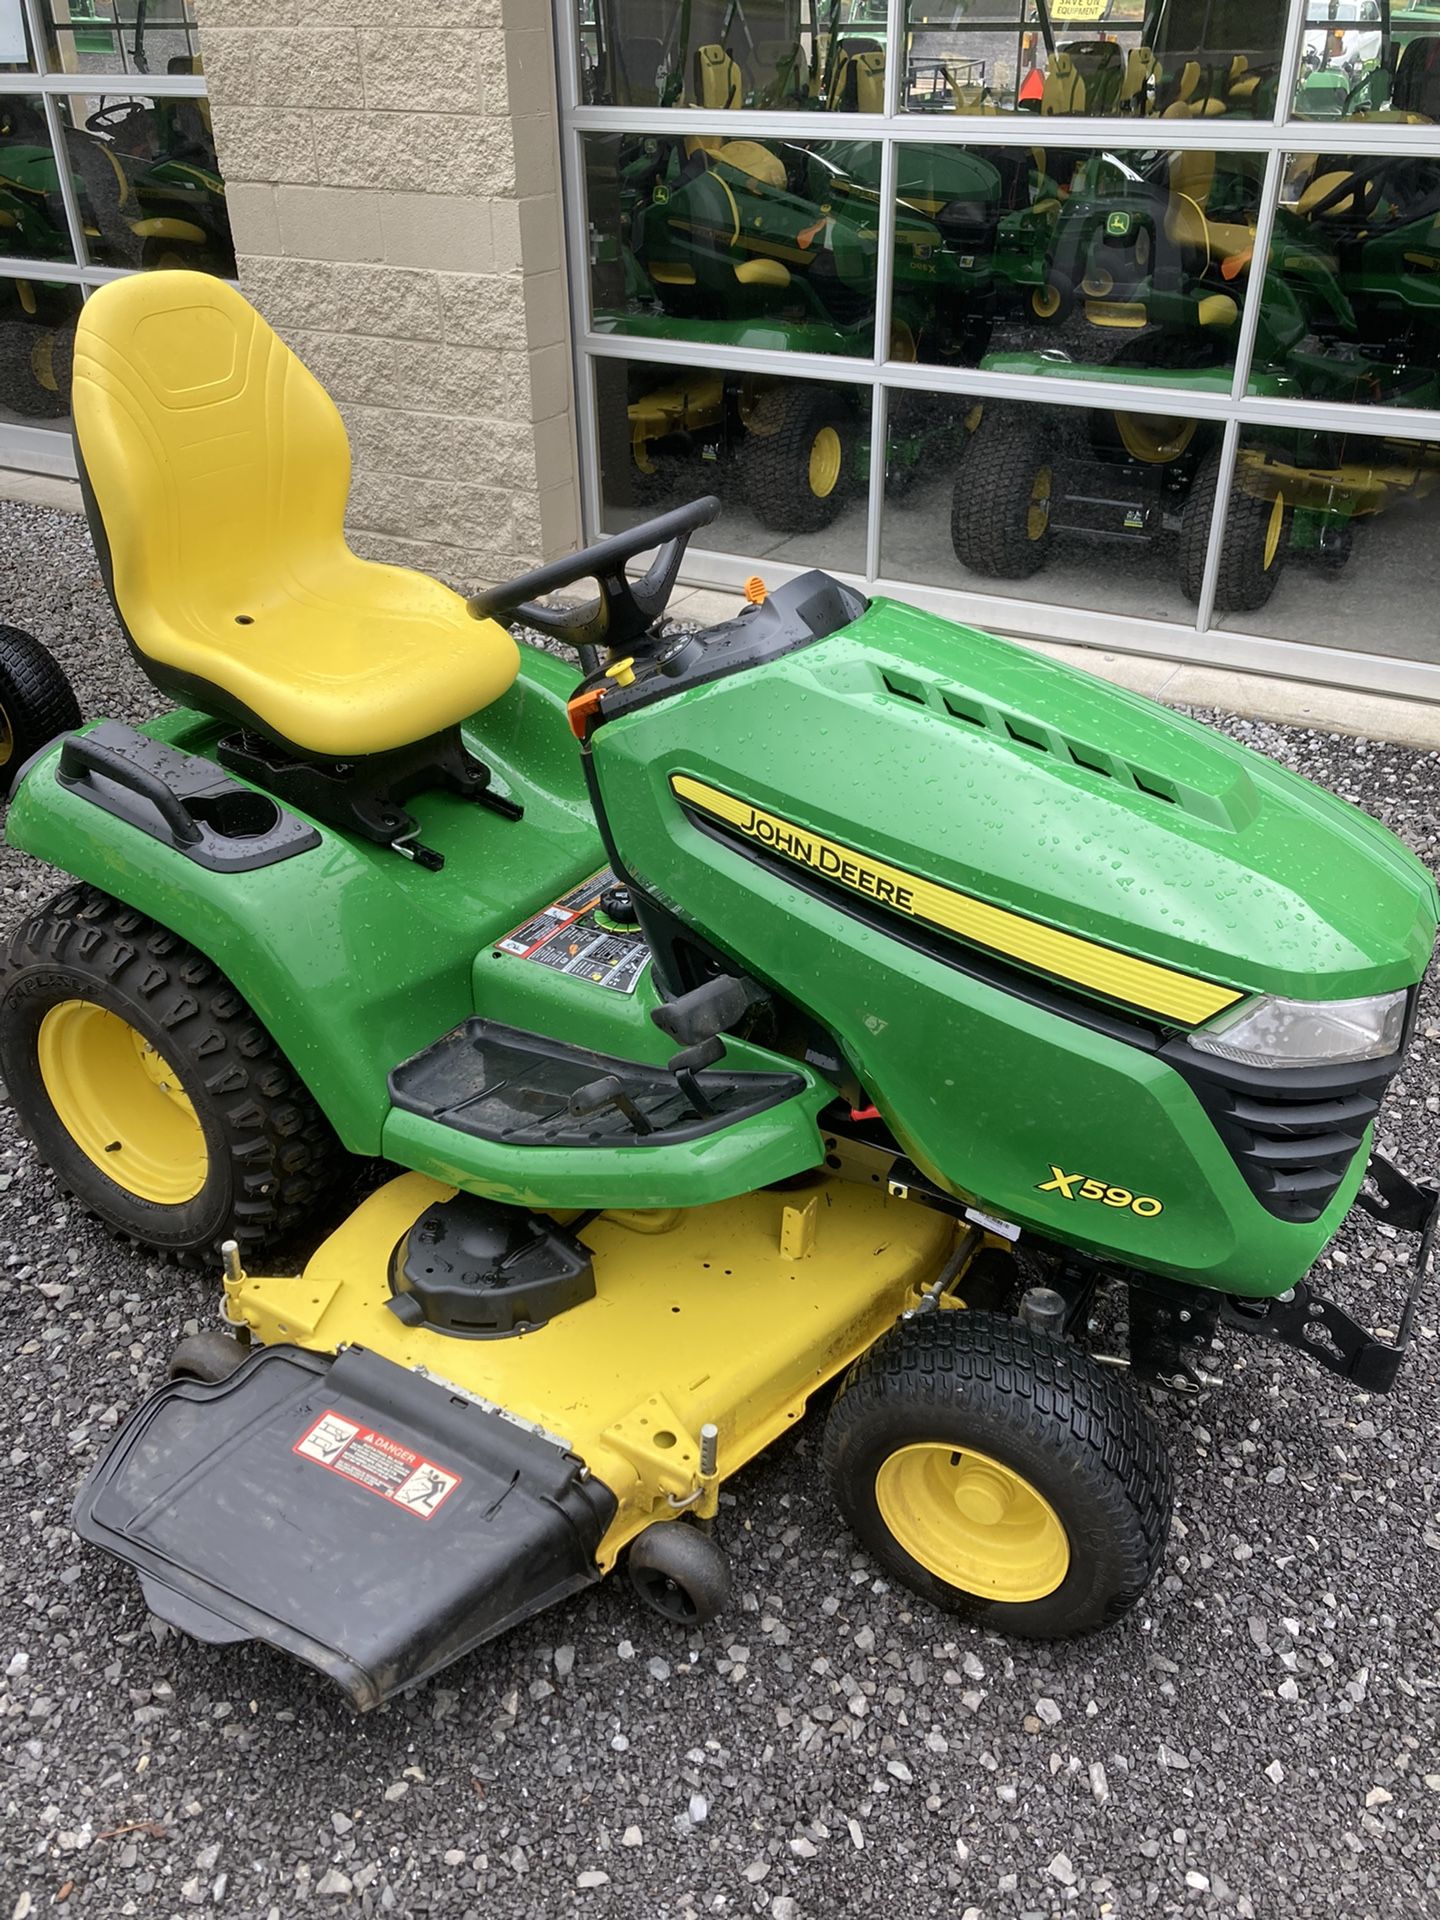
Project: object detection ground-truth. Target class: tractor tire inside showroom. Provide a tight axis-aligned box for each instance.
[1179,445,1289,613]
[823,1309,1172,1638]
[737,385,856,533]
[951,409,1055,579]
[0,884,345,1262]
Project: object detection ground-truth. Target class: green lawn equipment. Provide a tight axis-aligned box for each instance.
[2,272,1436,1708]
[592,129,1056,529]
[953,155,1440,610]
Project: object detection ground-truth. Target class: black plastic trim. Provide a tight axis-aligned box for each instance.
[585,570,869,733]
[73,1343,614,1709]
[388,1017,806,1148]
[1160,1000,1416,1224]
[55,720,321,872]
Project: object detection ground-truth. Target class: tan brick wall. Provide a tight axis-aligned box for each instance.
[195,0,579,588]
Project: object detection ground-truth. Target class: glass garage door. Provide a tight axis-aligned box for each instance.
[554,0,1440,699]
[0,0,233,476]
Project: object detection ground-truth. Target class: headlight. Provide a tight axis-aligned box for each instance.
[1188,989,1407,1069]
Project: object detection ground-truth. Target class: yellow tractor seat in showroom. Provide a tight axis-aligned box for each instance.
[71,272,520,764]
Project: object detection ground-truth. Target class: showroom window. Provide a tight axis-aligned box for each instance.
[0,0,232,474]
[556,0,1440,698]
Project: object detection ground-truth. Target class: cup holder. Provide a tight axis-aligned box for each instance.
[188,788,283,841]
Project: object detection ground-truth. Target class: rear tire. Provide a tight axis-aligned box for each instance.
[1179,445,1288,612]
[0,625,81,797]
[822,1311,1171,1637]
[951,410,1055,579]
[737,386,856,533]
[0,885,346,1261]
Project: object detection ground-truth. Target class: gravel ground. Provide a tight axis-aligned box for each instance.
[2,499,1439,1920]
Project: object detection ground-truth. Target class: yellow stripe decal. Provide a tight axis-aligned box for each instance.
[670,775,1242,1027]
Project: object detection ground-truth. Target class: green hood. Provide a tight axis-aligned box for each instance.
[607,597,1438,1013]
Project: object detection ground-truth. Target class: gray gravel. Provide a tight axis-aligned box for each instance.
[2,498,1439,1920]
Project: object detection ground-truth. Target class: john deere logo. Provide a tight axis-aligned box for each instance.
[1106,211,1131,237]
[667,775,1242,1026]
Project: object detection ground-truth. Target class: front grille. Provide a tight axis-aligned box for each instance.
[1163,1039,1404,1225]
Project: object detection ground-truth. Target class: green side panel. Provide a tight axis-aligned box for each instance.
[5,647,605,1157]
[473,920,679,1067]
[382,1047,830,1212]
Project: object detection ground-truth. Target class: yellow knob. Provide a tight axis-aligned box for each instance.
[605,656,636,689]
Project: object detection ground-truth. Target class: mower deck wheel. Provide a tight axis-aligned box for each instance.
[0,884,346,1261]
[169,1329,249,1383]
[0,626,81,800]
[822,1310,1171,1637]
[627,1520,732,1625]
[951,410,1055,580]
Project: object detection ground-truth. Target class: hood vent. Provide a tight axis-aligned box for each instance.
[877,668,1230,828]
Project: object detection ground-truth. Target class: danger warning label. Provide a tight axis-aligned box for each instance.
[495,866,650,994]
[293,1411,461,1520]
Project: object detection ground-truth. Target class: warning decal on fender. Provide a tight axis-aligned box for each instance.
[293,1411,461,1520]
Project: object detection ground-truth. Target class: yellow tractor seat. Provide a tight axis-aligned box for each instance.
[692,43,743,110]
[1041,51,1085,115]
[71,273,519,763]
[1165,149,1256,263]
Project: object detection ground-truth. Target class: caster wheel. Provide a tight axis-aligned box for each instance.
[168,1329,249,1383]
[627,1522,731,1626]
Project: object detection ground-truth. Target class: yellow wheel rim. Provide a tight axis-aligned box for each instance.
[1027,466,1052,541]
[0,703,13,768]
[1081,267,1114,298]
[1116,412,1197,465]
[808,425,843,498]
[1263,489,1285,568]
[1031,284,1062,320]
[37,1000,208,1205]
[875,1443,1070,1603]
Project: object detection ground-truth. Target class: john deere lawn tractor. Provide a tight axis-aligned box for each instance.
[1,273,1435,1708]
[592,125,1059,529]
[952,156,1440,610]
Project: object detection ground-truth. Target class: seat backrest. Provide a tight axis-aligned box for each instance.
[1041,52,1085,115]
[1169,147,1217,207]
[1062,39,1123,113]
[1393,33,1440,120]
[1120,47,1158,108]
[72,272,352,669]
[830,42,884,110]
[693,43,742,109]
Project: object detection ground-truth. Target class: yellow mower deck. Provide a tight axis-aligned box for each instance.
[226,1171,957,1567]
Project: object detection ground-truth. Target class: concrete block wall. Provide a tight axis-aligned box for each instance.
[193,0,579,588]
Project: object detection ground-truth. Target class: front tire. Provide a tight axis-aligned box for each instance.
[822,1311,1171,1637]
[1179,445,1288,612]
[737,385,856,533]
[0,885,345,1260]
[951,410,1055,579]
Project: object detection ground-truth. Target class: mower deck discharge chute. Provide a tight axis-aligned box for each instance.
[1,272,1436,1706]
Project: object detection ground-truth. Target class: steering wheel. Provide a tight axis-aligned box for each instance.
[467,496,719,663]
[1304,159,1392,224]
